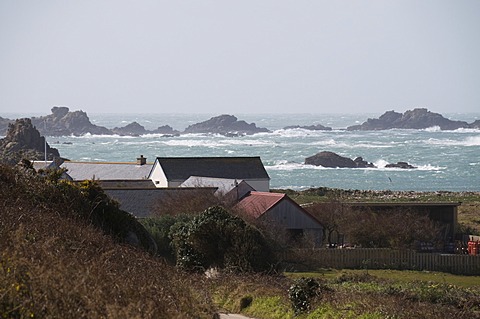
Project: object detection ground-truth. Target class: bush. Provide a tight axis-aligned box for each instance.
[288,277,320,313]
[141,215,191,260]
[169,206,276,272]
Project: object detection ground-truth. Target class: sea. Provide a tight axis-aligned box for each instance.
[2,112,480,192]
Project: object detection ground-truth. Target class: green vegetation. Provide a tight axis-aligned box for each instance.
[287,268,480,288]
[210,270,480,319]
[170,206,276,272]
[143,206,276,272]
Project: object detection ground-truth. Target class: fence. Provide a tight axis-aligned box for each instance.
[284,248,480,275]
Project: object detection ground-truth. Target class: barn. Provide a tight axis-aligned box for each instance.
[235,191,324,246]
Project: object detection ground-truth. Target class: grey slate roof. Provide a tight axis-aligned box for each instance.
[61,162,153,180]
[152,157,270,181]
[104,187,217,218]
[32,160,56,171]
[180,176,254,199]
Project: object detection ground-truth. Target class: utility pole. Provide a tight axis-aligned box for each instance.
[44,120,47,165]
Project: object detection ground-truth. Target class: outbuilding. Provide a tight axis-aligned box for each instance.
[235,191,324,246]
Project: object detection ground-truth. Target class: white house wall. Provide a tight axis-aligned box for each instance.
[149,163,169,188]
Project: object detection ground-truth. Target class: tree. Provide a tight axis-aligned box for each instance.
[306,200,345,246]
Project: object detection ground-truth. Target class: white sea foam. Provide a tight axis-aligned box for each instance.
[425,135,480,147]
[372,161,444,171]
[161,138,272,148]
[267,161,325,171]
[453,128,480,133]
[423,126,441,132]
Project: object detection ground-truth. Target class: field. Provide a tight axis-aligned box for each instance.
[213,269,480,319]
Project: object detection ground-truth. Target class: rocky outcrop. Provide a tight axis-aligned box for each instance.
[385,162,416,169]
[152,125,179,135]
[183,114,270,136]
[31,106,112,136]
[305,151,374,168]
[111,121,180,136]
[283,124,332,131]
[112,121,148,136]
[469,120,480,129]
[0,118,60,164]
[305,151,415,169]
[347,108,470,131]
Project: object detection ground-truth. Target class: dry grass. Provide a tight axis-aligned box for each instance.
[0,165,215,318]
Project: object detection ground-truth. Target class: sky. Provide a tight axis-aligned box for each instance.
[1,1,479,115]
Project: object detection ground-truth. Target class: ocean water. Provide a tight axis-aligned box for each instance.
[2,112,480,192]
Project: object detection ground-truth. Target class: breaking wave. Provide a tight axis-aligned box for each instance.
[425,136,480,147]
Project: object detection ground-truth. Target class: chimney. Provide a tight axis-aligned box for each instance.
[137,155,147,165]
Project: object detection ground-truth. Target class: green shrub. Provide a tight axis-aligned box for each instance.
[141,215,189,260]
[288,277,320,313]
[169,206,276,272]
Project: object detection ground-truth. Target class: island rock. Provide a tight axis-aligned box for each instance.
[151,125,180,135]
[305,151,415,169]
[305,151,374,168]
[31,106,112,136]
[183,114,270,135]
[112,121,148,136]
[385,162,416,169]
[347,108,470,131]
[469,120,480,129]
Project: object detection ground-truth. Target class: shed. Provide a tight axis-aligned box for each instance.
[148,157,270,191]
[235,191,324,246]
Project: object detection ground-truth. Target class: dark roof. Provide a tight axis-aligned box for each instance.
[153,157,270,181]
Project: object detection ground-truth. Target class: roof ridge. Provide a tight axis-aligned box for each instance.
[155,156,261,159]
[64,161,152,165]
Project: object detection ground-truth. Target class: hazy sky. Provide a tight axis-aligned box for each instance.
[1,1,479,115]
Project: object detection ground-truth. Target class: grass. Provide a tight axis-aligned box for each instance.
[211,269,480,319]
[286,268,480,288]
